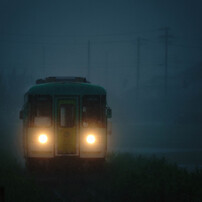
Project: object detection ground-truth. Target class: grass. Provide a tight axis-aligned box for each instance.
[1,150,202,202]
[0,150,58,202]
[101,153,202,202]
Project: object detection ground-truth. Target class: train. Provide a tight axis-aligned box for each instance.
[19,76,112,169]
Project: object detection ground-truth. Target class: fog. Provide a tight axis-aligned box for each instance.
[0,0,202,167]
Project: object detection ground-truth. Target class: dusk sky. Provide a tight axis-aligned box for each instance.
[1,0,202,39]
[1,2,202,201]
[0,0,201,80]
[0,0,201,121]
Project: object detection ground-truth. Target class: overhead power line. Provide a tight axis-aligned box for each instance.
[87,40,91,81]
[0,28,160,39]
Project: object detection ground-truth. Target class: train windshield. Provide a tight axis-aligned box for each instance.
[82,95,106,128]
[29,95,52,127]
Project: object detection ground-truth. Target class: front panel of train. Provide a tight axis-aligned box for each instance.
[22,94,108,159]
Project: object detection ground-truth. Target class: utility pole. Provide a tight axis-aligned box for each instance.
[43,46,46,76]
[136,37,147,99]
[164,28,169,96]
[105,52,109,89]
[136,37,140,97]
[159,27,172,96]
[87,40,91,81]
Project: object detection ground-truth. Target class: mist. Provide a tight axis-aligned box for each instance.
[0,0,202,168]
[1,0,202,201]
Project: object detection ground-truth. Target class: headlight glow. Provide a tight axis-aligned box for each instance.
[38,134,48,144]
[86,134,96,144]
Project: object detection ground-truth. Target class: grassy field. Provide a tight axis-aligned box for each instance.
[104,153,202,202]
[0,150,59,202]
[1,151,202,202]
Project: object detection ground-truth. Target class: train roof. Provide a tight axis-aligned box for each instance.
[26,77,106,95]
[36,76,90,84]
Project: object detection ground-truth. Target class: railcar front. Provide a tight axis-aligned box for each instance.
[19,77,112,168]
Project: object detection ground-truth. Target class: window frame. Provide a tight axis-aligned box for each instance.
[82,95,106,128]
[28,95,52,127]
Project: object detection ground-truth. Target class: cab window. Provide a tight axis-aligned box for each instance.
[82,95,106,128]
[29,95,52,127]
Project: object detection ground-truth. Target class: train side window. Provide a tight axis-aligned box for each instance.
[29,95,52,127]
[82,95,106,128]
[59,104,75,127]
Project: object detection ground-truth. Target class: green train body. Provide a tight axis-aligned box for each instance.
[20,77,112,164]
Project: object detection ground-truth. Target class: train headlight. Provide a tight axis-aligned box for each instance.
[38,134,48,144]
[86,134,96,144]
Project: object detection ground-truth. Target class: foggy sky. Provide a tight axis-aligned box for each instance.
[1,0,202,38]
[0,0,202,79]
[0,0,202,120]
[0,0,202,158]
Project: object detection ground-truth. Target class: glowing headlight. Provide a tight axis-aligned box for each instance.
[38,134,48,144]
[86,134,96,144]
